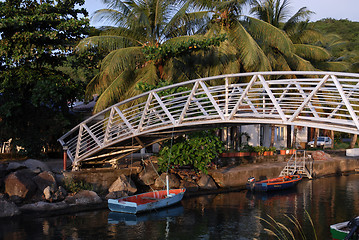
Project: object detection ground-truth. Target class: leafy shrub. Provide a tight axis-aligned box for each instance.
[158,130,224,174]
[64,179,93,194]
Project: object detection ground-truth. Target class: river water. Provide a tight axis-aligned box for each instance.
[1,174,359,240]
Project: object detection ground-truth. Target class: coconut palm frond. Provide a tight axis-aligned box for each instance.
[166,10,212,38]
[294,44,331,61]
[230,23,272,72]
[247,17,293,56]
[99,47,145,78]
[270,52,292,71]
[92,8,129,26]
[122,63,160,100]
[286,53,316,71]
[290,28,323,44]
[92,69,134,113]
[314,61,350,72]
[99,26,148,45]
[350,62,359,73]
[283,7,314,32]
[75,36,138,52]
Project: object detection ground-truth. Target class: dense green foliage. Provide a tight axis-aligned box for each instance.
[0,0,90,156]
[143,34,227,61]
[158,130,224,174]
[310,19,359,68]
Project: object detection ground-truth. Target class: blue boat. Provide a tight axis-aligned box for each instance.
[246,175,302,192]
[108,188,186,214]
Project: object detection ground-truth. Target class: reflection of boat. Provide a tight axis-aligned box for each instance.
[246,187,297,201]
[108,205,184,225]
[246,175,302,192]
[330,217,359,240]
[108,188,186,214]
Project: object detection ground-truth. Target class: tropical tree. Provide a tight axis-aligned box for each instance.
[77,0,230,113]
[0,0,90,156]
[250,0,349,72]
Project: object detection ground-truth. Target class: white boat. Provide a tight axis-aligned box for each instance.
[108,188,186,214]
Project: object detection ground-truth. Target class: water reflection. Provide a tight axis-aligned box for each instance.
[1,174,359,239]
[108,205,184,225]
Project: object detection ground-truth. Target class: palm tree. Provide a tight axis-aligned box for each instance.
[249,0,349,72]
[77,0,218,113]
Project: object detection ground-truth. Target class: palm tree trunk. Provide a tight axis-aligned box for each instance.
[350,134,357,149]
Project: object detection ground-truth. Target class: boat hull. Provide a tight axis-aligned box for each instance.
[108,189,186,214]
[246,175,302,192]
[330,218,359,240]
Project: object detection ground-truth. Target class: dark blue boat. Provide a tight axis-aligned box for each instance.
[246,175,302,192]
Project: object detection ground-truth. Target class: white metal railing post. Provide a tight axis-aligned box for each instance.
[225,77,229,116]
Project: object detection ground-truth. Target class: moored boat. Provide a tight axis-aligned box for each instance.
[108,188,186,214]
[246,175,302,192]
[330,217,359,240]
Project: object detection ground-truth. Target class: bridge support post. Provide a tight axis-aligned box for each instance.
[63,145,68,171]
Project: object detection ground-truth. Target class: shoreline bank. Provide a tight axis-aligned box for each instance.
[0,152,358,218]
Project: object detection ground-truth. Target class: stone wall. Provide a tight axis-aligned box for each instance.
[63,155,359,190]
[63,167,141,190]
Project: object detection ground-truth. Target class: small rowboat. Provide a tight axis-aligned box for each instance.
[108,188,186,214]
[246,175,302,192]
[330,217,359,240]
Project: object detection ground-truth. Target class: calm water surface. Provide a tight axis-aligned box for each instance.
[1,174,359,240]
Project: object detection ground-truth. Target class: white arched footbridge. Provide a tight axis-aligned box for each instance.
[59,71,359,167]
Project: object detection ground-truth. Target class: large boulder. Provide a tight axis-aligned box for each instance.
[105,191,128,200]
[138,166,158,186]
[197,174,217,190]
[44,185,67,202]
[6,162,26,172]
[109,175,137,194]
[0,200,21,217]
[154,173,180,189]
[23,159,50,172]
[180,181,199,192]
[20,201,68,213]
[65,190,102,205]
[311,151,331,161]
[33,171,57,192]
[5,170,37,199]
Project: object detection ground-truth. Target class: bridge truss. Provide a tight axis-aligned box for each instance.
[58,71,359,167]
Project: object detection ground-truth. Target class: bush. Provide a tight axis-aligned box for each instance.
[158,130,224,174]
[64,179,93,194]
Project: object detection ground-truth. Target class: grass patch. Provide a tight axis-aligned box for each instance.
[259,210,317,240]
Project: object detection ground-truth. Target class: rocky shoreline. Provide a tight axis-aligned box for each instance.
[0,151,358,218]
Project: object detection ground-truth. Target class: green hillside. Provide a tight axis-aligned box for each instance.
[310,19,359,67]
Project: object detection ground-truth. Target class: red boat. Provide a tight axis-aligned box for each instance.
[246,175,302,192]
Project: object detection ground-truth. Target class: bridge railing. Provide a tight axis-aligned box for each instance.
[58,71,359,165]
